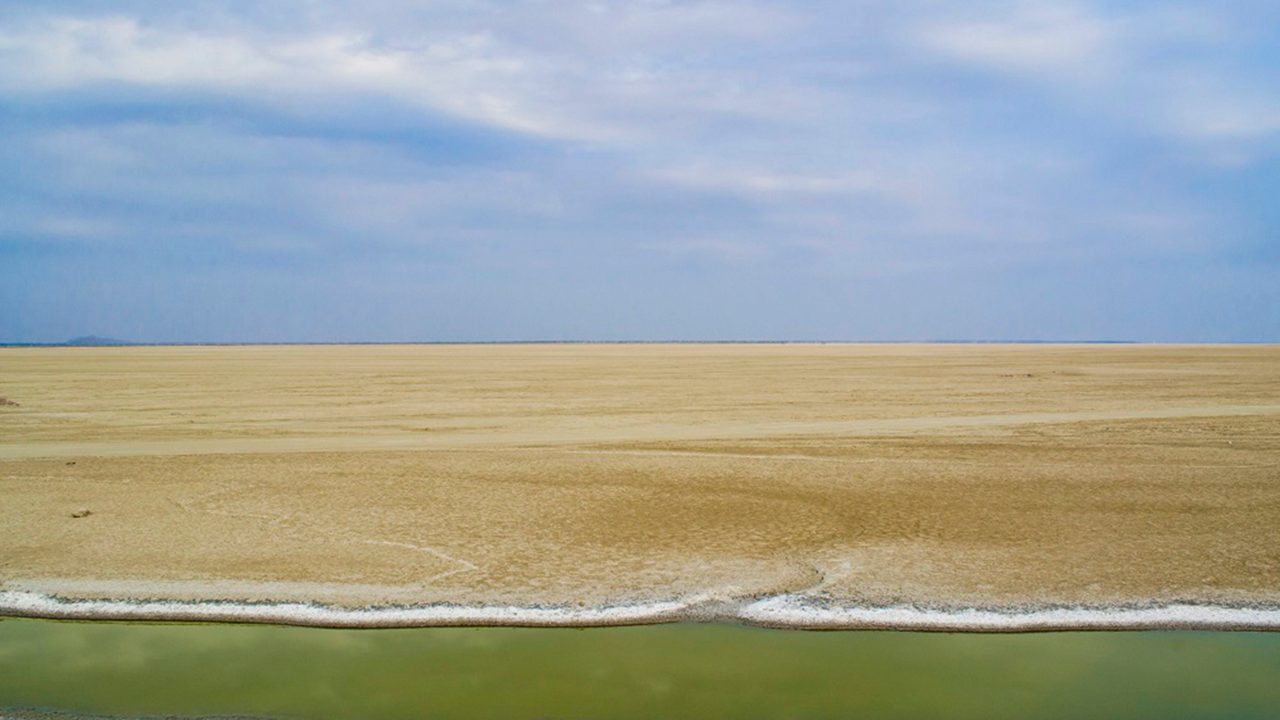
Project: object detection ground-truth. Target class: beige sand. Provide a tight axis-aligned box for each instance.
[1,344,1278,615]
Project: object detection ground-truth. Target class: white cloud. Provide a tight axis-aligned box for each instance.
[0,4,808,144]
[913,1,1280,146]
[0,17,277,87]
[0,17,607,140]
[649,163,914,202]
[915,2,1114,76]
[1153,72,1280,141]
[0,1,1270,275]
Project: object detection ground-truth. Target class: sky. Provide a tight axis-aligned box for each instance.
[2,0,1278,343]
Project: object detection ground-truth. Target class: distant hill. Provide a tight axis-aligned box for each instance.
[63,336,134,346]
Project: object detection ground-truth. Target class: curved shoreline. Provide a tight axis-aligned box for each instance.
[3,590,1280,632]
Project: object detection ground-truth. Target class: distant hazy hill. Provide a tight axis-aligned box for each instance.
[63,336,134,346]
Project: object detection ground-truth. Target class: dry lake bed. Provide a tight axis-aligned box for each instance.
[1,343,1278,628]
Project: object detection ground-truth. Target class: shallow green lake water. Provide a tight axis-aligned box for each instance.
[1,618,1278,719]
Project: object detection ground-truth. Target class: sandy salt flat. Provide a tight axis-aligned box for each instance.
[1,344,1278,628]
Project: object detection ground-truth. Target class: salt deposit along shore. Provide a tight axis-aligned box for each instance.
[4,589,1280,631]
[2,344,1278,628]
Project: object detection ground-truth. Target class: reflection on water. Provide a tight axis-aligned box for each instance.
[1,618,1278,719]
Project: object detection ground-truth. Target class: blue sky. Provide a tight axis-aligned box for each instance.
[2,0,1277,342]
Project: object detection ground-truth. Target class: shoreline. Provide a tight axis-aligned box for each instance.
[4,590,1279,632]
[6,346,1278,637]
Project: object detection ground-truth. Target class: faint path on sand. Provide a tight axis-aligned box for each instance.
[5,403,1280,460]
[561,447,1277,469]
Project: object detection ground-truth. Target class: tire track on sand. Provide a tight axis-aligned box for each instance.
[171,481,479,587]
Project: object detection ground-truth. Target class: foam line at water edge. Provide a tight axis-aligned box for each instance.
[3,590,1280,631]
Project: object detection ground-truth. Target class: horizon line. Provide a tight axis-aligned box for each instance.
[5,339,1280,348]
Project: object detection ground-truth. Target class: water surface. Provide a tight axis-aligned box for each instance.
[1,618,1277,719]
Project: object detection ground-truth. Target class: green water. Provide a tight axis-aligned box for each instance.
[1,619,1278,719]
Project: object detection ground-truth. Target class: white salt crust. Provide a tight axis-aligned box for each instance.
[3,590,1279,631]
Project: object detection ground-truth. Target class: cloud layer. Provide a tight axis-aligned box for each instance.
[2,0,1278,341]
